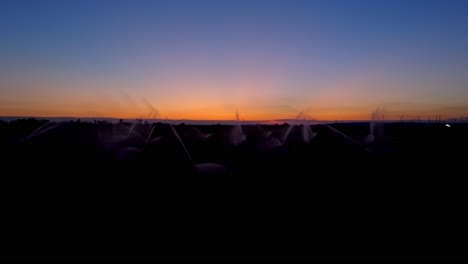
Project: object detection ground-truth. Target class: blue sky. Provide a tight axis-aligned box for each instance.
[1,0,468,120]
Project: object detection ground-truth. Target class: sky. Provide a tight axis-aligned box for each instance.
[1,0,468,121]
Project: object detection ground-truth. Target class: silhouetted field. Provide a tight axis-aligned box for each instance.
[1,119,467,262]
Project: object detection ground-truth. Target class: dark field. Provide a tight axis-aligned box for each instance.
[1,119,467,262]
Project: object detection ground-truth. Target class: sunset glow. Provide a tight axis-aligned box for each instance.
[1,0,468,121]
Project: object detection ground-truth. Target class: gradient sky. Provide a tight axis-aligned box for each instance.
[1,0,468,120]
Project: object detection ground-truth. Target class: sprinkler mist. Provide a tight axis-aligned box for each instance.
[279,110,317,145]
[22,122,64,142]
[226,110,246,146]
[364,107,384,144]
[169,124,227,176]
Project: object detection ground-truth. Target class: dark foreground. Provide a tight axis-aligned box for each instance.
[1,119,467,262]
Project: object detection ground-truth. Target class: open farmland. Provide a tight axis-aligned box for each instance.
[1,119,467,261]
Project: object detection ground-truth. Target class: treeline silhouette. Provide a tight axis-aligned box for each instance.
[1,118,467,262]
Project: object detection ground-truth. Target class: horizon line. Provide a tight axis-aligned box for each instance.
[0,115,464,124]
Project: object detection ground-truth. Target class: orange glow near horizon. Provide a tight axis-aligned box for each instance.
[2,71,468,121]
[2,102,467,121]
[2,1,468,123]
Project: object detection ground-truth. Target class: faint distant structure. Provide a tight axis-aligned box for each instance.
[119,119,123,124]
